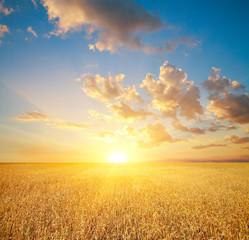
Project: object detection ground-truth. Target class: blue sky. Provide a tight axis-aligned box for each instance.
[0,0,249,162]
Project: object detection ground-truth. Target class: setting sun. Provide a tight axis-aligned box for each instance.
[108,153,127,163]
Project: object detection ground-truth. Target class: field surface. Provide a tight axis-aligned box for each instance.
[0,163,249,239]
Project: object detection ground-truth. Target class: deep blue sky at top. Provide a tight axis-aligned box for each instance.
[1,0,249,91]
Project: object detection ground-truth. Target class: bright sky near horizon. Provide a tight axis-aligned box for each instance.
[0,0,249,162]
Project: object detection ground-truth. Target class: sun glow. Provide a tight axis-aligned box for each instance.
[108,152,127,163]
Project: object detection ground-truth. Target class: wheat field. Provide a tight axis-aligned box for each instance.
[0,163,248,239]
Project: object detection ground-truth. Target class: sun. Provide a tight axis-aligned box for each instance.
[108,152,127,163]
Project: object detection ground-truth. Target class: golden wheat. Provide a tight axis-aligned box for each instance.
[0,163,248,239]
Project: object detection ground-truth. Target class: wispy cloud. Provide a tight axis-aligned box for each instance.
[0,24,9,38]
[14,111,91,129]
[50,121,91,129]
[165,36,201,52]
[14,111,50,121]
[207,122,226,132]
[27,26,38,38]
[0,0,14,15]
[97,131,118,143]
[31,0,37,9]
[173,119,205,134]
[226,135,249,144]
[192,144,228,150]
[109,100,153,121]
[226,125,237,131]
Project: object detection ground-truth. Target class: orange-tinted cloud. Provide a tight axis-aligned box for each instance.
[31,0,37,9]
[27,26,38,37]
[0,1,14,15]
[207,94,249,124]
[123,85,144,104]
[203,68,249,124]
[207,122,226,132]
[191,144,228,150]
[109,101,153,120]
[173,119,205,134]
[50,121,90,129]
[14,111,50,121]
[97,126,137,143]
[14,111,91,129]
[98,131,118,143]
[82,73,144,103]
[123,126,137,137]
[0,24,9,38]
[226,135,249,144]
[137,122,176,148]
[42,0,162,53]
[140,61,203,119]
[88,44,95,51]
[83,74,124,101]
[226,125,237,131]
[88,109,106,121]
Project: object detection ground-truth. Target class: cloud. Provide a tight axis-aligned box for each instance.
[226,125,237,131]
[14,111,50,121]
[207,122,226,132]
[41,0,162,53]
[192,144,228,150]
[153,56,166,62]
[123,126,137,137]
[165,36,201,52]
[82,73,124,101]
[98,131,118,143]
[88,109,113,122]
[31,0,38,9]
[14,111,91,129]
[140,61,203,119]
[226,135,249,144]
[88,109,104,121]
[50,121,90,129]
[97,126,137,143]
[207,94,249,124]
[137,122,176,148]
[203,67,244,95]
[109,100,152,120]
[0,24,9,38]
[81,61,207,129]
[82,73,144,103]
[243,125,249,133]
[0,1,14,15]
[203,67,249,124]
[81,61,248,138]
[173,119,205,134]
[27,27,38,38]
[88,44,95,51]
[123,85,144,104]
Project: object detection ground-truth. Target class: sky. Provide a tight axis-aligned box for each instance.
[0,0,249,162]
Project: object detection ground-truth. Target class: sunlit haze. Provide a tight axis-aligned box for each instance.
[108,153,127,163]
